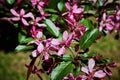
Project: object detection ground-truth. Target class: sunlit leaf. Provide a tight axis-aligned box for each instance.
[44,19,59,37]
[51,61,73,80]
[79,28,99,49]
[57,0,65,12]
[6,0,15,5]
[15,45,34,52]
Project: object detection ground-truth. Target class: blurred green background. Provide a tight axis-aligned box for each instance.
[0,33,120,80]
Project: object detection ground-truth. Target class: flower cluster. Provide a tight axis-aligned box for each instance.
[99,11,120,32]
[8,0,119,80]
[63,59,106,80]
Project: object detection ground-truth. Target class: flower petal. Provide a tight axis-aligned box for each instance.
[37,23,46,27]
[20,9,25,16]
[36,17,42,22]
[94,70,106,78]
[103,13,106,21]
[72,4,77,11]
[37,43,44,53]
[36,31,43,39]
[23,12,34,20]
[76,75,87,80]
[31,0,37,6]
[88,59,95,72]
[68,73,75,80]
[73,8,84,14]
[105,67,112,76]
[65,2,71,11]
[51,39,61,45]
[62,31,68,41]
[11,17,20,21]
[58,46,65,56]
[81,67,89,74]
[10,9,19,16]
[66,32,74,47]
[44,52,49,60]
[21,18,29,26]
[32,50,38,57]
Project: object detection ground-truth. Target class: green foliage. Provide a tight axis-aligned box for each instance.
[57,0,66,12]
[79,28,99,49]
[15,45,34,52]
[80,19,94,30]
[18,33,34,44]
[44,19,60,37]
[62,54,73,61]
[6,0,15,5]
[51,61,73,80]
[83,51,97,57]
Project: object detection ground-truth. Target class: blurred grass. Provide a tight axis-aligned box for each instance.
[91,33,120,80]
[0,33,120,80]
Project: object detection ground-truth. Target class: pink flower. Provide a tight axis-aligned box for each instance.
[116,10,120,21]
[74,25,86,40]
[30,0,47,13]
[62,31,74,47]
[81,59,106,79]
[65,2,84,15]
[57,46,65,56]
[10,9,34,26]
[99,13,114,31]
[63,2,84,22]
[32,42,44,57]
[62,73,87,80]
[30,25,43,39]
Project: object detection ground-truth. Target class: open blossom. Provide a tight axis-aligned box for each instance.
[30,17,46,38]
[63,2,84,22]
[10,9,34,26]
[63,2,84,17]
[99,13,114,31]
[81,59,106,79]
[114,10,120,32]
[31,0,44,9]
[62,73,87,80]
[116,10,120,21]
[30,26,43,39]
[62,31,74,47]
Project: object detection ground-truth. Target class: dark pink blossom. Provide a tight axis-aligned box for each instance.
[116,10,120,21]
[81,59,106,79]
[64,2,84,16]
[74,25,86,40]
[62,73,87,80]
[57,46,65,56]
[30,0,48,12]
[99,13,114,31]
[10,9,34,26]
[62,31,74,47]
[63,2,84,23]
[30,25,43,39]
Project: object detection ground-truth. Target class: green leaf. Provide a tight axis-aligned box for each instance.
[80,19,94,30]
[62,54,73,61]
[18,33,34,44]
[83,51,97,57]
[51,61,73,80]
[44,19,59,37]
[44,8,57,13]
[79,28,99,49]
[50,14,58,21]
[98,0,103,6]
[57,0,65,12]
[6,0,15,5]
[15,45,34,52]
[48,0,59,8]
